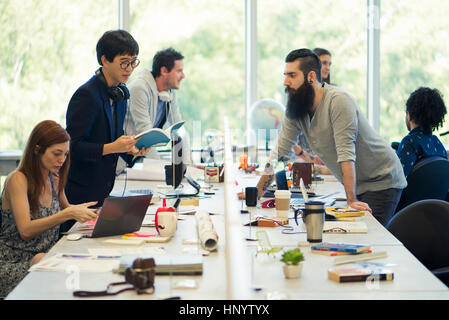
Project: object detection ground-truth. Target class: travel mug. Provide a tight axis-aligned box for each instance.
[302,201,325,243]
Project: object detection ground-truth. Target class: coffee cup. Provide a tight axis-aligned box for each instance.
[155,209,178,237]
[274,190,291,218]
[302,201,325,243]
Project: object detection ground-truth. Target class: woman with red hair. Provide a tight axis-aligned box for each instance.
[0,120,97,298]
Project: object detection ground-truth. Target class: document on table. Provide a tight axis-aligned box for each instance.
[87,247,165,255]
[124,158,169,181]
[28,253,120,273]
[323,221,368,234]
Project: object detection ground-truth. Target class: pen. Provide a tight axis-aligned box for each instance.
[61,254,91,259]
[96,255,121,260]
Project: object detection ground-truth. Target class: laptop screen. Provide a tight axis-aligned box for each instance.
[90,194,152,238]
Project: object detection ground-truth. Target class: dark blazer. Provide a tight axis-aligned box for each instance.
[65,74,133,207]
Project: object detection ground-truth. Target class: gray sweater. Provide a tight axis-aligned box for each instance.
[124,68,190,163]
[272,84,407,195]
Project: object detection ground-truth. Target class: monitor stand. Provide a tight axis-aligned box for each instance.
[165,175,200,198]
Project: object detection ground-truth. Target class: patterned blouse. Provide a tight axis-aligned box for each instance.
[0,174,60,298]
[396,126,448,177]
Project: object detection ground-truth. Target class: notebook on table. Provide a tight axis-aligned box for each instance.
[114,254,203,275]
[76,194,152,238]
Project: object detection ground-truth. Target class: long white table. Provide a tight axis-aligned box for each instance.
[6,170,449,300]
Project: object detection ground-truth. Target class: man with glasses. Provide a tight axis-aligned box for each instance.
[122,48,190,163]
[63,30,150,233]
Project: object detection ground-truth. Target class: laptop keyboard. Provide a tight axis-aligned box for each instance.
[290,198,336,207]
[129,189,153,195]
[290,186,301,193]
[290,198,306,206]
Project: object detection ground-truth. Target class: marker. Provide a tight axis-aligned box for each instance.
[61,254,91,259]
[96,255,121,260]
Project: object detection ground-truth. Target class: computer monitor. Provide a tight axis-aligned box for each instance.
[164,134,186,189]
[164,134,200,197]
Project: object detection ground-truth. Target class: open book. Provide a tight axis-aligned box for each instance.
[134,121,185,149]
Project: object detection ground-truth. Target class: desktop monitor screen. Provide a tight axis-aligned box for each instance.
[165,134,186,189]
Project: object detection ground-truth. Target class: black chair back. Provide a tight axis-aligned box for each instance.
[387,199,449,286]
[395,156,449,213]
[391,141,399,151]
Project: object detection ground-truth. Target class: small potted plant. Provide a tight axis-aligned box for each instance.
[281,248,305,279]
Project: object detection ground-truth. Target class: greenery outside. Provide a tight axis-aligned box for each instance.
[1,0,449,153]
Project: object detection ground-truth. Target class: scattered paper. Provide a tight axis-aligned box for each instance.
[172,279,198,289]
[29,253,120,273]
[125,159,169,181]
[182,246,210,256]
[87,247,165,255]
[323,221,368,234]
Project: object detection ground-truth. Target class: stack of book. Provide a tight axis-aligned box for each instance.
[114,254,203,275]
[325,206,365,221]
[328,265,394,283]
[311,242,371,256]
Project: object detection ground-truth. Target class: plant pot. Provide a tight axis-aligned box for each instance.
[283,263,303,279]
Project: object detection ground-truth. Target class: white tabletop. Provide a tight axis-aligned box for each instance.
[6,170,449,300]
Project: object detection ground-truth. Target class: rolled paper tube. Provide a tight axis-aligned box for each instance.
[195,209,219,251]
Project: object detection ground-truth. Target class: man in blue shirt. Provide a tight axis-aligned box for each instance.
[397,87,447,177]
[63,30,150,233]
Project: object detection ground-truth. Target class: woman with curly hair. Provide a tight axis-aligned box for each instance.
[397,87,448,177]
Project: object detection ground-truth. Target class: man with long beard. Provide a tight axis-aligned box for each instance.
[254,48,406,226]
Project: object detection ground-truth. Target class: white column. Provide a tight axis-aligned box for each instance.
[367,0,380,132]
[245,0,257,144]
[118,0,130,31]
[223,117,252,299]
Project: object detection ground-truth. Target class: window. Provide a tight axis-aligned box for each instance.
[0,0,117,149]
[3,1,446,153]
[129,0,244,150]
[380,0,449,143]
[258,0,367,121]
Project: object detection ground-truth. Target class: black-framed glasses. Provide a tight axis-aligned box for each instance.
[120,58,140,70]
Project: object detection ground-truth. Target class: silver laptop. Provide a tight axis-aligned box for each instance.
[83,195,152,238]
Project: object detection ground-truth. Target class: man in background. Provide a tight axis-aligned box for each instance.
[123,48,190,164]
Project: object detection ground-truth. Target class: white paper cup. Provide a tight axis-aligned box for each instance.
[275,190,291,218]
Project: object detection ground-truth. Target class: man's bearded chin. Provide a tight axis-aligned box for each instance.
[285,82,315,120]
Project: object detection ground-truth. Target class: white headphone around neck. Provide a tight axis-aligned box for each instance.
[158,91,171,102]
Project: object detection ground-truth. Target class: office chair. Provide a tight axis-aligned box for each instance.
[275,170,289,190]
[395,155,449,213]
[386,199,449,287]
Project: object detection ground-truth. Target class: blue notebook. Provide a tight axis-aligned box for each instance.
[311,242,370,253]
[134,121,184,149]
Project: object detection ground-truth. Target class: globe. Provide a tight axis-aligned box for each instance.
[249,98,285,143]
